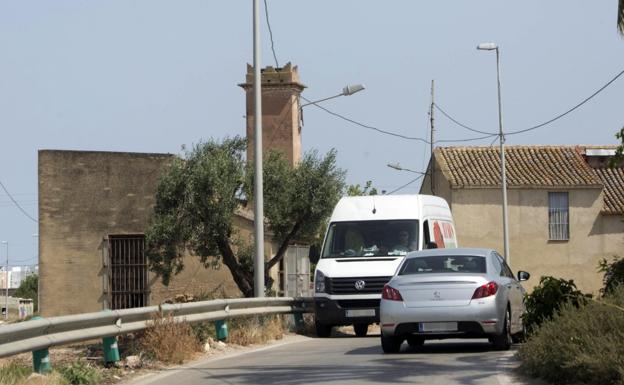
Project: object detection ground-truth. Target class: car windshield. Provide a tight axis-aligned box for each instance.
[399,255,486,275]
[321,220,419,258]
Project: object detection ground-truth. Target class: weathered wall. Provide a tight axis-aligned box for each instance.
[241,64,305,167]
[38,150,251,316]
[451,187,623,294]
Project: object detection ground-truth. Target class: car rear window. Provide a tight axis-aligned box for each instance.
[399,255,486,275]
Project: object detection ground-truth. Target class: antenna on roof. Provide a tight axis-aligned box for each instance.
[372,196,377,214]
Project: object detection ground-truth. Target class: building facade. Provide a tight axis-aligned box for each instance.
[38,63,312,316]
[420,145,624,294]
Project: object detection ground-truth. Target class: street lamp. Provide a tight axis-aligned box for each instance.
[387,163,426,175]
[477,42,510,264]
[2,241,7,320]
[300,84,366,108]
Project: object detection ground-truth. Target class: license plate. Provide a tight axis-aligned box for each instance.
[418,322,458,332]
[345,309,375,317]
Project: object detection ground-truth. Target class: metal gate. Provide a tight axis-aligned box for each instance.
[283,245,311,297]
[103,235,148,310]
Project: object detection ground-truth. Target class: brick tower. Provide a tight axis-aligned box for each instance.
[239,62,306,166]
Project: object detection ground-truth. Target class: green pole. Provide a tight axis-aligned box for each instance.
[30,316,52,374]
[294,313,304,332]
[102,336,120,365]
[101,309,120,365]
[215,320,228,341]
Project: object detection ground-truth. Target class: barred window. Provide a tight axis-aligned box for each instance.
[548,192,569,241]
[103,235,149,310]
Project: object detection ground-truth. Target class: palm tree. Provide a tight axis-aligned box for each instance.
[620,0,624,35]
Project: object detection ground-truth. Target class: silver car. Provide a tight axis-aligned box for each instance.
[380,248,529,353]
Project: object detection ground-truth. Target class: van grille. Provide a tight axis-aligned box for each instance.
[327,276,392,295]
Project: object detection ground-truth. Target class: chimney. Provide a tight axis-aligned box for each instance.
[239,62,306,167]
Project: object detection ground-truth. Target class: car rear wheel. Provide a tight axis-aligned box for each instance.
[381,334,403,353]
[353,323,369,337]
[492,308,512,350]
[512,319,527,344]
[315,320,332,338]
[406,336,425,348]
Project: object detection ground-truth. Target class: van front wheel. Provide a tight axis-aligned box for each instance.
[315,320,332,338]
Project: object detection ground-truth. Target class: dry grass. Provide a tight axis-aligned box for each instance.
[227,315,286,346]
[0,362,69,385]
[138,311,201,364]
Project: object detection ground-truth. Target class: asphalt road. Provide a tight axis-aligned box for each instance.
[128,335,541,385]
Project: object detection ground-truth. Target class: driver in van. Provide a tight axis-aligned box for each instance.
[391,229,413,254]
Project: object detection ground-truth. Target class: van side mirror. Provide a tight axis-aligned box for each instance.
[517,271,530,281]
[426,242,438,249]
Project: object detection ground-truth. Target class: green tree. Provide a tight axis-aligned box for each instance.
[611,126,624,167]
[346,180,378,196]
[145,137,345,297]
[619,0,624,35]
[14,274,37,312]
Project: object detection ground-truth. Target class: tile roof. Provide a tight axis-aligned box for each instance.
[593,167,624,215]
[436,146,602,188]
[435,145,624,214]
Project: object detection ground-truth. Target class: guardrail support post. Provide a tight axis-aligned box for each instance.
[30,316,52,374]
[215,320,228,341]
[102,336,120,365]
[294,312,305,332]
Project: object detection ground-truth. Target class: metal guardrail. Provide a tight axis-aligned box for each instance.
[0,297,313,358]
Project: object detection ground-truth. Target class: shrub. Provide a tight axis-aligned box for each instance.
[599,257,624,296]
[523,276,590,332]
[57,362,101,385]
[0,362,31,385]
[138,311,201,364]
[0,362,69,385]
[227,315,285,346]
[518,285,624,385]
[191,321,216,345]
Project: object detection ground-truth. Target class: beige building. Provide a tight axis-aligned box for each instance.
[38,63,310,317]
[420,145,624,294]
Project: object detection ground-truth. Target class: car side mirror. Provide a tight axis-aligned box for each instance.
[517,271,530,281]
[426,242,438,249]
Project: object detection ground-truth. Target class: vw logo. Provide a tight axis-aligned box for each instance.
[354,280,366,291]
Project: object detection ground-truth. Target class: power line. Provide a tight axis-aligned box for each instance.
[263,0,279,68]
[386,174,424,195]
[0,180,38,223]
[506,68,624,135]
[435,68,624,137]
[300,96,496,144]
[433,103,496,135]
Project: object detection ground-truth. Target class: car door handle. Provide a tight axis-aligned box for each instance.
[506,284,512,289]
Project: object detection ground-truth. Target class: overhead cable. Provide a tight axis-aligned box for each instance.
[506,68,624,135]
[0,180,38,223]
[386,174,424,195]
[263,0,280,68]
[435,68,624,137]
[300,96,496,144]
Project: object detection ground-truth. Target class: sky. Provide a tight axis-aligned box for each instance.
[1,1,623,266]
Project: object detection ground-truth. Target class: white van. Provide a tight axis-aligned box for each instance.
[314,194,457,337]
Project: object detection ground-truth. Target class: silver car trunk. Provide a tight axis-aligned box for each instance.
[394,274,488,308]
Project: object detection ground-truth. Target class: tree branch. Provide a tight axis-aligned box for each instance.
[216,237,254,297]
[266,218,305,272]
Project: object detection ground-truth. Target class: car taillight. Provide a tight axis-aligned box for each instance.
[382,284,403,301]
[472,281,498,299]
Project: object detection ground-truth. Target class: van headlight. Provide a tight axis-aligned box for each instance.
[314,270,326,293]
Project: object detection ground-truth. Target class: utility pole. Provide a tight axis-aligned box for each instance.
[252,0,265,297]
[429,80,435,195]
[2,241,8,320]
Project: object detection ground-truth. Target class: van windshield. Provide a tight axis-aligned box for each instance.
[321,220,419,258]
